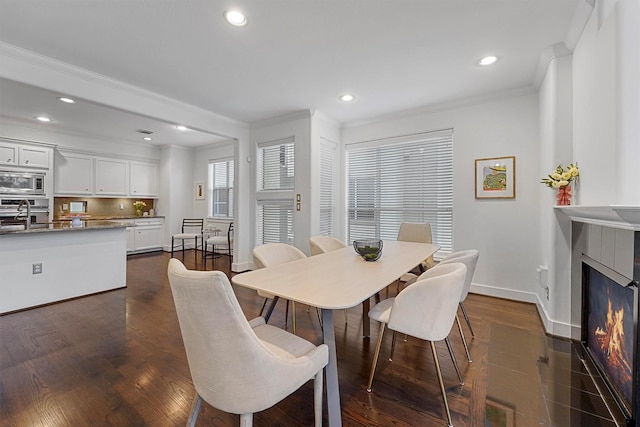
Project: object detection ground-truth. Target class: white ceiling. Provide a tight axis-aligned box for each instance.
[0,0,580,147]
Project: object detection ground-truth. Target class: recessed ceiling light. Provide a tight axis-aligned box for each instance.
[36,116,52,122]
[175,125,189,131]
[339,94,356,102]
[478,55,498,66]
[143,137,152,141]
[224,10,247,26]
[57,97,75,104]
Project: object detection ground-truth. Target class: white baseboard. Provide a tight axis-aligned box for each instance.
[470,282,580,339]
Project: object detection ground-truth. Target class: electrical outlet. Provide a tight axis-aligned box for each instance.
[119,204,124,210]
[32,263,42,274]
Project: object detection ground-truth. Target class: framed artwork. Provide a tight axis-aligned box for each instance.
[475,156,516,199]
[195,182,205,200]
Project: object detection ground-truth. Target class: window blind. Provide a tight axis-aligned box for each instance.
[256,200,294,245]
[345,129,453,256]
[319,139,338,236]
[208,158,234,218]
[257,137,295,191]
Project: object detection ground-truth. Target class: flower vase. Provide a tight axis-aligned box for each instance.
[557,185,571,206]
[136,209,143,217]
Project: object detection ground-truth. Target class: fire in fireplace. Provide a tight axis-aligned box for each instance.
[583,259,637,423]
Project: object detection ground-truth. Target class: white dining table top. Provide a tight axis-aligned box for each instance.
[232,240,440,310]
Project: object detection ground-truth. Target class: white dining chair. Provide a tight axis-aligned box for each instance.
[204,222,234,269]
[366,262,467,427]
[437,249,480,363]
[171,218,204,263]
[167,259,328,427]
[253,243,307,334]
[396,222,435,290]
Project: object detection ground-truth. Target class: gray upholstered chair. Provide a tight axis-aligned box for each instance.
[309,235,347,256]
[167,259,328,427]
[253,243,307,334]
[396,222,435,288]
[204,222,234,269]
[438,249,480,363]
[366,262,467,427]
[171,218,204,263]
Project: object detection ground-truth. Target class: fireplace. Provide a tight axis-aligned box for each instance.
[582,256,639,425]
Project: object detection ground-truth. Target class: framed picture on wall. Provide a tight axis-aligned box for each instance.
[475,156,516,199]
[195,182,205,200]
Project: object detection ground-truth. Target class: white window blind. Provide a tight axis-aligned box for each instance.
[208,159,234,218]
[319,139,338,236]
[345,129,453,256]
[257,137,295,191]
[256,137,296,245]
[256,200,294,245]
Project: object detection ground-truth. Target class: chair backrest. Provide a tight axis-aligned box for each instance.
[397,222,434,268]
[167,259,301,414]
[438,249,479,302]
[388,262,466,342]
[182,218,204,233]
[253,243,306,269]
[309,235,346,256]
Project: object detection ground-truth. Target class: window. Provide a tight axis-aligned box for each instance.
[208,158,234,218]
[319,139,338,236]
[256,137,295,244]
[345,129,453,256]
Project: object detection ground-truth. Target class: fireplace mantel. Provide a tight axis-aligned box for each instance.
[556,205,640,230]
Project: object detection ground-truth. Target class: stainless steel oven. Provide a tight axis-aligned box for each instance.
[0,171,45,196]
[0,198,49,225]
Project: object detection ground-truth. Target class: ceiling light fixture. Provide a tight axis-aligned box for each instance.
[175,125,189,131]
[224,10,247,26]
[339,94,355,102]
[36,116,52,122]
[57,97,75,104]
[478,55,498,66]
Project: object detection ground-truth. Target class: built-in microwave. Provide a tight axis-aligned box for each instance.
[0,171,45,196]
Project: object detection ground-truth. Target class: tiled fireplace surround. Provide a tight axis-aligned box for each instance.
[561,206,640,426]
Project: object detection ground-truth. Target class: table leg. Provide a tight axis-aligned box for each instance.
[362,298,370,337]
[264,296,279,323]
[321,309,342,427]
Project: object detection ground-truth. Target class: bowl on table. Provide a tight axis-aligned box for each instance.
[353,239,383,262]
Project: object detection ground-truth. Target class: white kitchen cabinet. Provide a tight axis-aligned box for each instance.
[130,161,158,197]
[127,218,164,253]
[18,146,50,168]
[95,158,128,196]
[0,141,51,169]
[0,144,17,166]
[55,152,94,194]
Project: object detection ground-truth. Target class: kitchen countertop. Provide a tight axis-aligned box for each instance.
[0,220,127,235]
[55,215,165,221]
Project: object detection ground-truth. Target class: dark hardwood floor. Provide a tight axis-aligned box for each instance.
[1,251,616,426]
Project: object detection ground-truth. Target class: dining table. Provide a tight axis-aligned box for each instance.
[231,240,440,427]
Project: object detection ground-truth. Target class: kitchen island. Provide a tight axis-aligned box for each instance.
[0,220,127,313]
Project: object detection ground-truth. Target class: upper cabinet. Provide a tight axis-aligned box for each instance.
[0,140,52,169]
[95,158,128,196]
[130,161,158,197]
[54,150,158,198]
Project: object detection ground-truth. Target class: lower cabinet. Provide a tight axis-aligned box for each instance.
[126,218,164,254]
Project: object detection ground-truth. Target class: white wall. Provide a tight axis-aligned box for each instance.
[342,94,541,301]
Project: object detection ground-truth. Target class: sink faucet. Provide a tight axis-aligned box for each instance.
[17,199,31,230]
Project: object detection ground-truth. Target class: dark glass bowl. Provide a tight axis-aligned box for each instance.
[353,239,383,262]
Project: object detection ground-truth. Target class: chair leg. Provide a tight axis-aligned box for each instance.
[367,323,386,392]
[444,337,464,385]
[171,237,175,258]
[455,314,472,362]
[430,341,454,427]
[186,392,202,427]
[389,330,397,361]
[259,298,268,316]
[240,413,253,427]
[313,370,323,427]
[460,302,475,338]
[285,300,290,327]
[194,237,198,264]
[315,307,323,329]
[291,301,297,335]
